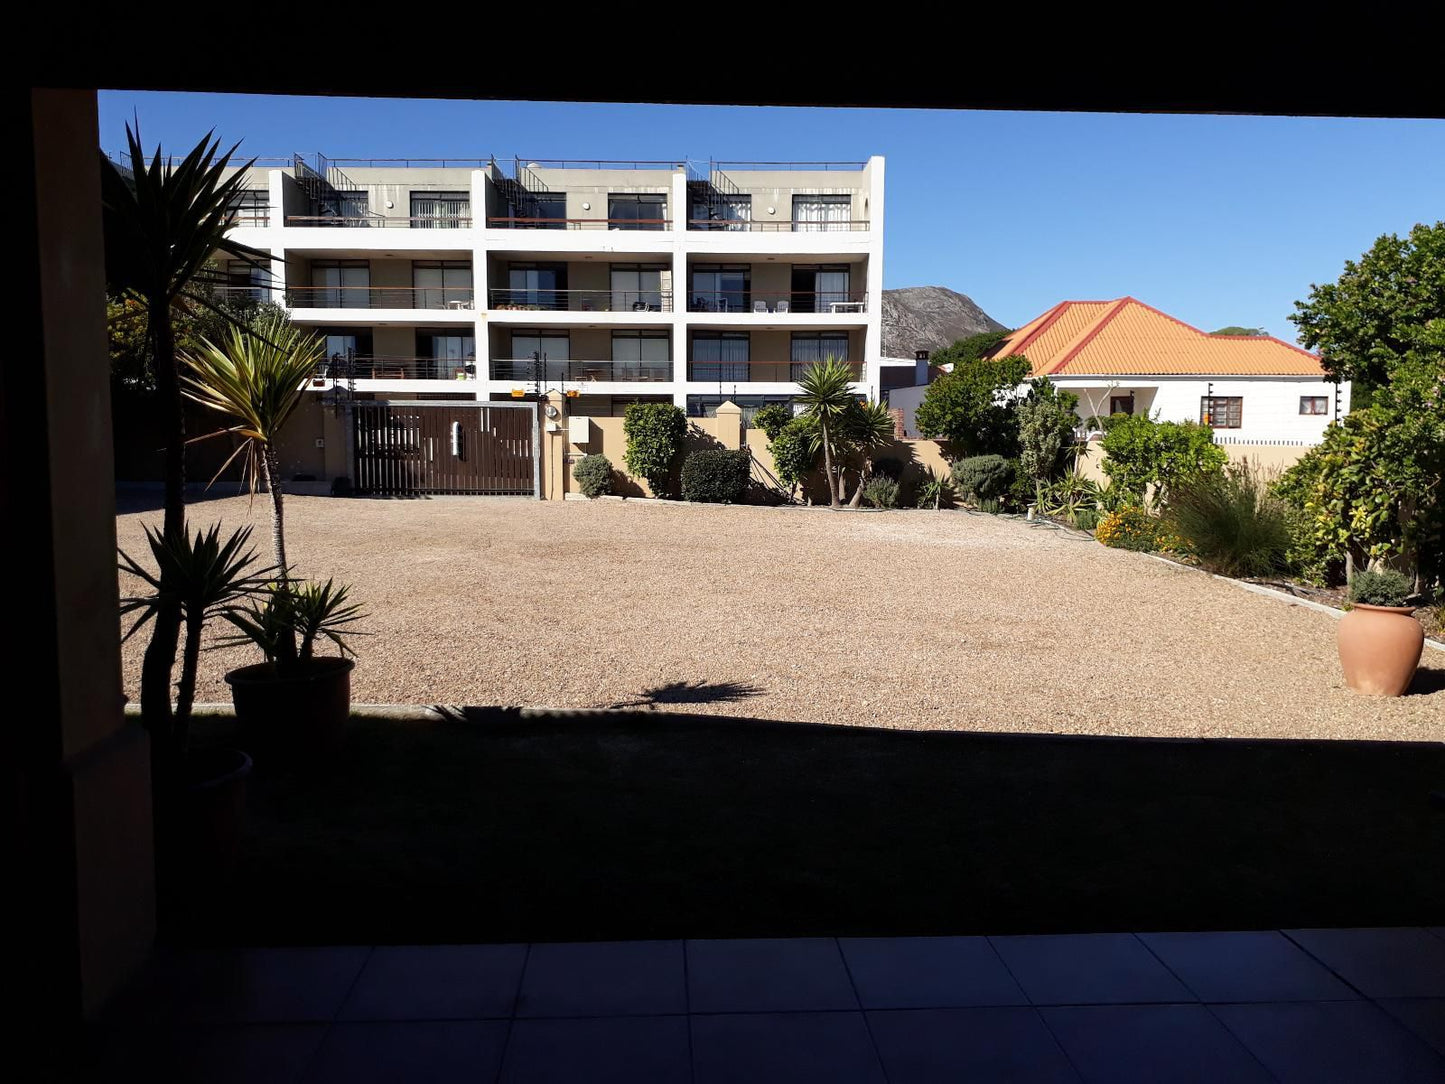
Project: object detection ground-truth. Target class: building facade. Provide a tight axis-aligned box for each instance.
[215,155,885,429]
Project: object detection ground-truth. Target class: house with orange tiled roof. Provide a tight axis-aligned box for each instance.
[980,296,1349,444]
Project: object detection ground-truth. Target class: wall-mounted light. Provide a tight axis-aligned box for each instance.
[565,388,580,398]
[510,387,525,398]
[581,201,591,211]
[766,206,776,215]
[384,199,394,209]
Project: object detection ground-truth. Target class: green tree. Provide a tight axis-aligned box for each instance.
[1099,414,1227,503]
[1017,378,1081,499]
[622,402,689,497]
[1209,326,1267,337]
[101,126,269,745]
[751,403,794,442]
[794,357,860,507]
[913,353,1031,457]
[182,310,327,576]
[835,400,898,508]
[1289,221,1444,400]
[928,329,1012,369]
[768,417,818,498]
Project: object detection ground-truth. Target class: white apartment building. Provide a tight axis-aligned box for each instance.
[216,155,886,423]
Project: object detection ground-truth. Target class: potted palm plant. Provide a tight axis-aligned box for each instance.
[120,524,272,902]
[1337,568,1425,696]
[222,578,366,761]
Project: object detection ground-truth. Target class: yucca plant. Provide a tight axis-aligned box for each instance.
[183,312,326,574]
[119,524,272,771]
[221,578,368,675]
[794,357,861,507]
[102,125,270,738]
[916,468,956,510]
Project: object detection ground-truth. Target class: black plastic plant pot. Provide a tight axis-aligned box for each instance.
[225,656,355,763]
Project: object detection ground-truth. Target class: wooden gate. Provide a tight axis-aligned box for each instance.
[352,401,537,496]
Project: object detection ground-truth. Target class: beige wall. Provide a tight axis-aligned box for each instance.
[1077,440,1310,485]
[273,396,351,483]
[560,411,742,498]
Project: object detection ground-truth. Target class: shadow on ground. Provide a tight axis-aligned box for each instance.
[182,710,1445,947]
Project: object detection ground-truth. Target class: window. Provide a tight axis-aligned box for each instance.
[1110,394,1135,416]
[502,263,567,309]
[791,265,851,312]
[607,193,667,231]
[790,333,851,381]
[1300,396,1329,415]
[508,331,570,381]
[318,329,373,374]
[226,189,269,226]
[410,191,469,228]
[418,333,476,379]
[1200,396,1242,429]
[531,193,566,229]
[691,333,750,382]
[225,259,269,302]
[691,194,752,231]
[792,194,852,232]
[610,264,668,311]
[611,332,671,380]
[412,261,473,309]
[309,260,369,307]
[318,190,370,226]
[690,265,750,312]
[687,395,796,423]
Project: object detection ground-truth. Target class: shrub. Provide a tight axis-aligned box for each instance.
[622,402,688,497]
[952,454,1013,503]
[1018,377,1082,492]
[1073,507,1101,532]
[1348,567,1413,607]
[976,497,1002,514]
[769,416,818,492]
[1096,505,1182,553]
[572,454,613,498]
[1100,414,1227,501]
[915,469,956,510]
[871,456,905,481]
[1162,463,1291,577]
[752,404,794,442]
[680,448,751,504]
[862,476,900,509]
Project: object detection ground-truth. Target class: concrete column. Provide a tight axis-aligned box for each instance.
[12,89,155,1041]
[714,400,743,449]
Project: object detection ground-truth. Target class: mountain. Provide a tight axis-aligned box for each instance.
[882,286,1006,359]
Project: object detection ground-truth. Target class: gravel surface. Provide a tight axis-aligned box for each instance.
[116,494,1445,741]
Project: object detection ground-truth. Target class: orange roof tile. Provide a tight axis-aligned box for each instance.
[989,297,1325,377]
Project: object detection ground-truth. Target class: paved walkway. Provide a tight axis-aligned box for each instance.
[92,928,1445,1082]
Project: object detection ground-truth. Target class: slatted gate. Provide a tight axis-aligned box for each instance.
[352,401,538,496]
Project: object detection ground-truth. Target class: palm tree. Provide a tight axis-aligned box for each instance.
[794,357,859,507]
[183,312,326,575]
[841,400,898,507]
[101,125,268,736]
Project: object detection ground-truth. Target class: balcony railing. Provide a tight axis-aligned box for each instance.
[488,289,673,313]
[286,286,476,310]
[491,359,673,383]
[485,216,671,231]
[316,356,478,381]
[284,214,473,228]
[687,291,868,314]
[686,219,870,232]
[229,212,270,227]
[687,360,862,381]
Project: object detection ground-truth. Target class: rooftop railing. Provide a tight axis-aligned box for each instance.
[710,160,868,171]
[510,159,684,171]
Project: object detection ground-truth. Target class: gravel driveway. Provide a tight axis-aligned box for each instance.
[116,494,1444,741]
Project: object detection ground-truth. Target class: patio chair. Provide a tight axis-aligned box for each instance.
[775,299,790,314]
[753,300,768,313]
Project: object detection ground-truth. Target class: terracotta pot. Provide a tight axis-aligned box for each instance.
[226,656,354,762]
[1337,603,1424,696]
[180,747,252,889]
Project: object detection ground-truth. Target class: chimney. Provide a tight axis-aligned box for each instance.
[890,407,906,440]
[914,349,930,386]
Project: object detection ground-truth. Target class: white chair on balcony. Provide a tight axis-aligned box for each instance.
[753,300,768,313]
[775,299,790,314]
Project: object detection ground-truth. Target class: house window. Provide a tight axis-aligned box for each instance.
[225,259,269,302]
[791,265,851,312]
[691,333,750,382]
[226,189,269,226]
[1200,396,1243,429]
[318,329,373,374]
[1300,396,1329,415]
[691,194,752,231]
[690,265,750,312]
[412,261,473,309]
[318,189,369,225]
[418,333,476,380]
[507,331,570,382]
[610,264,667,311]
[792,194,852,232]
[611,332,671,380]
[607,193,667,230]
[502,263,567,310]
[309,260,369,308]
[1109,394,1135,416]
[410,191,469,228]
[790,333,851,381]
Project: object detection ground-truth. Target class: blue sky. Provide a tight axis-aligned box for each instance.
[98,93,1444,342]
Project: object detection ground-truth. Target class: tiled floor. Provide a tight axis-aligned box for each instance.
[89,929,1445,1082]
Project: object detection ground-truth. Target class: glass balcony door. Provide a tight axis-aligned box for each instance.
[790,333,850,380]
[692,333,750,382]
[791,265,852,313]
[690,266,750,313]
[611,332,670,381]
[410,192,470,228]
[413,262,473,309]
[508,332,570,382]
[419,333,476,380]
[504,264,567,310]
[607,194,667,230]
[792,195,852,232]
[310,261,369,308]
[610,265,666,311]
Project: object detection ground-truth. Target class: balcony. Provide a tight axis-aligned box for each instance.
[490,359,672,383]
[685,219,870,232]
[320,356,478,381]
[283,213,473,229]
[485,215,671,231]
[488,288,673,313]
[686,291,868,315]
[686,360,862,381]
[286,286,476,310]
